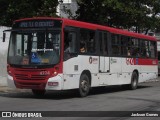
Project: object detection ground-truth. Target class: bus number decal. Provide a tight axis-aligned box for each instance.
[40,71,50,75]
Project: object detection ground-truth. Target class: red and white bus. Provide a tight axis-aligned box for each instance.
[3,17,158,97]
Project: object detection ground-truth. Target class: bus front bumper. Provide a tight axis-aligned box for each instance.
[45,74,63,90]
[7,74,64,90]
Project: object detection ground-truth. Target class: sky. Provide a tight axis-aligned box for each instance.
[62,0,71,3]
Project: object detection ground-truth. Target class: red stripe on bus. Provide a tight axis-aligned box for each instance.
[133,58,158,65]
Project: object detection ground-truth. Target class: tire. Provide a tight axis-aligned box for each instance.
[32,89,46,97]
[130,72,138,90]
[78,74,90,97]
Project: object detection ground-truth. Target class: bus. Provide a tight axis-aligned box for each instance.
[3,17,158,97]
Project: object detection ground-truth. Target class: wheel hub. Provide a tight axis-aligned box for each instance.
[81,80,88,92]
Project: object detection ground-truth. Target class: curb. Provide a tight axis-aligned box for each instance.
[0,86,31,93]
[0,76,30,93]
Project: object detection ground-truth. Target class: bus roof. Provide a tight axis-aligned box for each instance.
[14,17,156,41]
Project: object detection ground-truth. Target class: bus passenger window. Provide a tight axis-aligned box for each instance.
[64,31,77,53]
[111,34,120,55]
[79,29,96,54]
[87,32,95,53]
[127,49,131,56]
[80,41,87,53]
[139,40,151,58]
[130,38,139,57]
[104,33,108,55]
[150,41,156,58]
[121,36,128,56]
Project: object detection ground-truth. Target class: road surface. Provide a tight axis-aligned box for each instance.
[0,78,160,120]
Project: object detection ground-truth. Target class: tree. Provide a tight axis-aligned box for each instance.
[76,0,160,34]
[37,0,59,16]
[76,0,107,25]
[0,0,59,26]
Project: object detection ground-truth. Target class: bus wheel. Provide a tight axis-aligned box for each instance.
[79,74,90,97]
[130,72,138,90]
[32,89,46,97]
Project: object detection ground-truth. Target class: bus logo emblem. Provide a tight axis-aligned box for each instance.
[89,57,92,64]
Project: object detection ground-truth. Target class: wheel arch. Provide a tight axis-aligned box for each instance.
[81,70,91,86]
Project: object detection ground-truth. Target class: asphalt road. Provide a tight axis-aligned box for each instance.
[0,78,160,120]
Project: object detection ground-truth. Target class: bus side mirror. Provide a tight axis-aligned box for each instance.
[3,32,6,42]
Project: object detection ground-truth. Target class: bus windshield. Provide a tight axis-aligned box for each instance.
[8,30,61,66]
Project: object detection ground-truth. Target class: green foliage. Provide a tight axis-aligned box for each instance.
[76,0,160,33]
[0,0,59,26]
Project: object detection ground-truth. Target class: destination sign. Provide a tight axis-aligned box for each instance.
[20,21,54,28]
[13,19,62,28]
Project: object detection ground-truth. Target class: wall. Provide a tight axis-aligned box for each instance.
[0,26,10,86]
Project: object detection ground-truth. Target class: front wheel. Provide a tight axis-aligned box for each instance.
[78,74,90,97]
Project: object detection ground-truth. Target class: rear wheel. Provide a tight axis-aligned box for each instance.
[78,74,90,97]
[32,89,46,97]
[130,72,138,90]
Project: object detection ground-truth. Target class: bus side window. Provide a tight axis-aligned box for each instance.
[79,29,96,54]
[131,38,139,57]
[149,41,156,58]
[111,34,120,56]
[87,31,96,53]
[121,36,128,56]
[104,32,108,55]
[64,31,77,53]
[80,40,87,53]
[140,40,146,57]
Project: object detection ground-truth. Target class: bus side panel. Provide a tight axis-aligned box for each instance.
[99,57,136,86]
[99,73,125,86]
[139,65,157,82]
[121,58,157,83]
[99,57,123,85]
[63,55,99,89]
[120,58,141,84]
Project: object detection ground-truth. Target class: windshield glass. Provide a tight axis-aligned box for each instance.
[8,30,61,66]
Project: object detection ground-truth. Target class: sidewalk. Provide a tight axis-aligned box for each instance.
[0,76,30,93]
[0,76,7,86]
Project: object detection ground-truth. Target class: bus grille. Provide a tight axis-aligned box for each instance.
[15,74,46,81]
[14,68,47,81]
